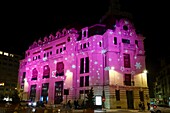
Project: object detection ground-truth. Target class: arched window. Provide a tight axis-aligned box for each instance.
[43,65,50,79]
[56,62,64,76]
[32,68,38,80]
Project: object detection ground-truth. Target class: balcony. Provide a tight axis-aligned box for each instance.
[124,81,135,86]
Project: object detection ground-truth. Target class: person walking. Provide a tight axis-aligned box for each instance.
[141,102,145,111]
[147,102,150,110]
[66,100,72,113]
[139,101,142,111]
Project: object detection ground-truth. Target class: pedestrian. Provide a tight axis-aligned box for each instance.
[139,101,142,111]
[68,100,72,108]
[66,100,72,112]
[74,99,79,109]
[147,102,150,110]
[74,100,77,109]
[76,100,79,108]
[142,102,145,111]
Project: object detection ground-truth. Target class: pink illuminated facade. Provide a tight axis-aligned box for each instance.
[18,18,149,109]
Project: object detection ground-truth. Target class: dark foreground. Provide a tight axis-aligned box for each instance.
[0,107,150,113]
[0,103,150,113]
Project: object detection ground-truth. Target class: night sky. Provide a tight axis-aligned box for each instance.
[0,1,169,73]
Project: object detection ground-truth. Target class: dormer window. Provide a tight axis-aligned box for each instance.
[84,31,86,37]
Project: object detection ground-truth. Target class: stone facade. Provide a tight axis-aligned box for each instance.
[18,18,149,109]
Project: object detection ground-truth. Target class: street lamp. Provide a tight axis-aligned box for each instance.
[143,70,147,74]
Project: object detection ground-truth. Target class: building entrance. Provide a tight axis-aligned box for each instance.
[41,83,49,104]
[126,90,134,109]
[54,81,63,104]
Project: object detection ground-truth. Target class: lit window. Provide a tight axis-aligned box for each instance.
[0,51,3,54]
[10,54,14,57]
[4,52,9,56]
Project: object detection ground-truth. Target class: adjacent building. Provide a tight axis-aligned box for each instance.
[18,17,149,109]
[154,58,170,105]
[0,51,21,100]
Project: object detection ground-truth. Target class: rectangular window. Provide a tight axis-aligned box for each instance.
[124,54,130,68]
[83,43,86,48]
[114,37,117,45]
[85,57,89,73]
[105,55,107,67]
[47,52,49,57]
[80,44,82,49]
[87,42,90,47]
[115,90,120,101]
[85,76,89,86]
[85,90,89,94]
[80,58,84,74]
[122,39,130,44]
[60,48,62,53]
[124,74,131,86]
[99,42,102,47]
[84,31,86,37]
[139,91,144,102]
[56,49,58,54]
[80,90,84,94]
[44,53,46,57]
[22,72,26,83]
[135,40,138,47]
[50,51,52,55]
[31,77,37,81]
[80,76,84,87]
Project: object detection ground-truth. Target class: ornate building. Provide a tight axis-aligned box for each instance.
[18,17,149,109]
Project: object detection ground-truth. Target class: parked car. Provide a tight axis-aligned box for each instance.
[150,104,170,113]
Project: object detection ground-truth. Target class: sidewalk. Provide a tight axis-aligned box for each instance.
[72,108,151,113]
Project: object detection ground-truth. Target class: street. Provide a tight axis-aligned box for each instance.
[0,104,150,113]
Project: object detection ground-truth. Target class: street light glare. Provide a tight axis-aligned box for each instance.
[143,70,148,74]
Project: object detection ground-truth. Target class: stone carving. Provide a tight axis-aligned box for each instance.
[49,34,55,41]
[29,28,77,49]
[56,31,61,39]
[43,36,48,43]
[38,38,43,45]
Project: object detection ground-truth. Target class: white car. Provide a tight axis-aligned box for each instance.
[150,104,170,113]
